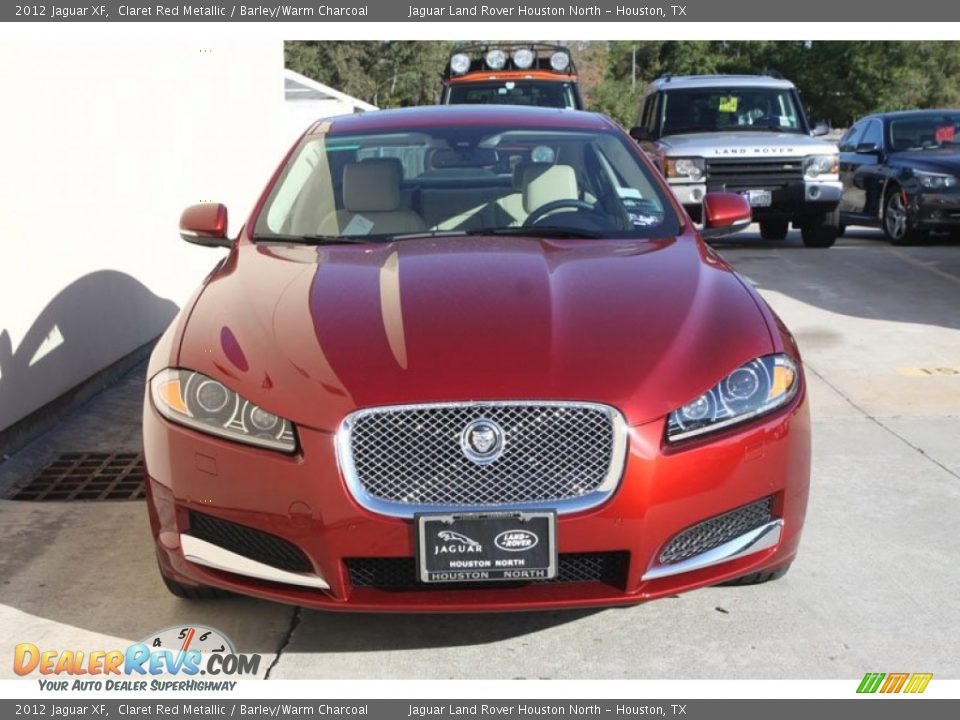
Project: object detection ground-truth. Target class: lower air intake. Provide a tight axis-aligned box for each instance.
[659,497,774,565]
[187,511,312,573]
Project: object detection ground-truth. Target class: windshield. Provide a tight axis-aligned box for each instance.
[446,81,577,109]
[888,113,960,152]
[253,124,680,242]
[661,87,804,135]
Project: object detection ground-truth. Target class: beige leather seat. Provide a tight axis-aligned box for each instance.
[519,163,579,216]
[318,160,426,236]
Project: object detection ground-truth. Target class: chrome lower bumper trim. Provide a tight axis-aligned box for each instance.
[642,519,783,581]
[180,534,330,590]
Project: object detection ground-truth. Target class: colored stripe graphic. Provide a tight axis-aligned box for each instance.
[857,673,885,693]
[904,673,933,694]
[880,673,909,693]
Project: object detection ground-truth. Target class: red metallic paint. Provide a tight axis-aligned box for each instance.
[179,203,228,239]
[144,107,810,611]
[703,192,753,230]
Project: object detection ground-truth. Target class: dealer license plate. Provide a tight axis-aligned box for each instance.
[416,511,557,583]
[740,189,773,207]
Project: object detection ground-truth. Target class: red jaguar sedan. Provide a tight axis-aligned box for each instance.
[144,105,810,612]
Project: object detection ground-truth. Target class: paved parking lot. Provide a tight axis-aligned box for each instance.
[1,226,959,679]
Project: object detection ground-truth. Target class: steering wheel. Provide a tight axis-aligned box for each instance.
[523,199,596,227]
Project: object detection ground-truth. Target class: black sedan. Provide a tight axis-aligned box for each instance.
[838,110,960,244]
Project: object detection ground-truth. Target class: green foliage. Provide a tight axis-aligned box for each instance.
[285,41,960,128]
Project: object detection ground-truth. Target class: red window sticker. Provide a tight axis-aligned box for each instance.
[934,125,956,143]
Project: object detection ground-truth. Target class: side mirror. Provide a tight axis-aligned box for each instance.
[179,203,231,248]
[811,121,830,137]
[700,193,752,239]
[855,142,881,156]
[629,125,652,142]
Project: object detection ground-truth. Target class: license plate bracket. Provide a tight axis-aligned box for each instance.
[740,189,773,207]
[416,511,557,583]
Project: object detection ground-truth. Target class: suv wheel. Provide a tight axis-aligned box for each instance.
[883,190,927,245]
[759,219,789,240]
[800,209,839,248]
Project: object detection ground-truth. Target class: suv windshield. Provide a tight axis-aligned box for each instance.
[254,124,679,242]
[446,81,578,109]
[888,113,960,152]
[661,87,804,135]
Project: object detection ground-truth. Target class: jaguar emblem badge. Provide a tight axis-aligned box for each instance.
[461,418,505,465]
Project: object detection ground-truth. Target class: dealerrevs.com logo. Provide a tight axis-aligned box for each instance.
[857,672,933,694]
[13,625,261,691]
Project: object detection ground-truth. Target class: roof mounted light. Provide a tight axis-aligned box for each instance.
[450,53,471,75]
[550,51,571,72]
[512,48,535,70]
[485,49,507,70]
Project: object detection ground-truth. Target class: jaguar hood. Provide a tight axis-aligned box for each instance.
[176,234,774,431]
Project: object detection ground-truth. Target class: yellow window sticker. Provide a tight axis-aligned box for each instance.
[718,96,739,112]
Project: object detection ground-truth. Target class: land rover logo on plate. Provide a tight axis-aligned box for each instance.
[495,530,539,552]
[460,418,505,464]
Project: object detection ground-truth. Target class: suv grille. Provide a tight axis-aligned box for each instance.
[339,402,625,515]
[346,552,630,590]
[659,497,774,565]
[706,157,804,188]
[188,511,312,573]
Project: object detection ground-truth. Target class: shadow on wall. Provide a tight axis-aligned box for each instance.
[0,270,179,433]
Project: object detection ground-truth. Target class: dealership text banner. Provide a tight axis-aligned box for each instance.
[6,1,960,22]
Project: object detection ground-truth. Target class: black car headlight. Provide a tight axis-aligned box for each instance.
[914,170,958,190]
[150,368,296,452]
[666,354,799,442]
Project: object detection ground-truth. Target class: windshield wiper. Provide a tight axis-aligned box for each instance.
[465,226,603,239]
[253,233,382,245]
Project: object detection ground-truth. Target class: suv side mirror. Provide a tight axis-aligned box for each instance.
[701,193,752,239]
[629,125,652,142]
[855,142,881,156]
[811,121,830,137]
[179,203,231,248]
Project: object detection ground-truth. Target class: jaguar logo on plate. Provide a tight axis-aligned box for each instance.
[460,418,505,464]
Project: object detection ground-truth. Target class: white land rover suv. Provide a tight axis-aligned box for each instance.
[633,74,841,247]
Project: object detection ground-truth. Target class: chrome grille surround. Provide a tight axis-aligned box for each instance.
[336,401,628,518]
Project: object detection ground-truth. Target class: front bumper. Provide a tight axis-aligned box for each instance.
[672,180,842,220]
[911,189,960,230]
[145,392,810,612]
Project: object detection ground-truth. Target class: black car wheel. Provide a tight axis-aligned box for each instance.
[759,219,789,240]
[837,224,846,237]
[800,209,839,248]
[883,190,927,245]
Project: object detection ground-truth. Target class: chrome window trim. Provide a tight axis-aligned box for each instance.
[335,400,629,519]
[180,534,330,590]
[642,519,783,581]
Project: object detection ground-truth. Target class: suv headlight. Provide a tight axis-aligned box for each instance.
[664,157,705,182]
[803,154,839,179]
[915,170,958,189]
[666,354,799,442]
[150,368,296,452]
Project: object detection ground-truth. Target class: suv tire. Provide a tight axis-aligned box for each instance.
[800,209,839,248]
[760,220,789,240]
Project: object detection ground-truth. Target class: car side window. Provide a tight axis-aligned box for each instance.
[640,94,654,129]
[839,122,865,152]
[860,120,883,150]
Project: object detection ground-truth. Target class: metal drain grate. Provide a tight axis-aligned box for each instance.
[7,452,146,501]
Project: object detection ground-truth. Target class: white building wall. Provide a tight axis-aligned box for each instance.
[0,39,288,432]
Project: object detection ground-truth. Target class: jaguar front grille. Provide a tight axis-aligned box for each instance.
[337,402,628,517]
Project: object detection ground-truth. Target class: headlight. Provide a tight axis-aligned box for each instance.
[550,51,571,72]
[150,368,296,452]
[803,154,839,179]
[915,170,958,189]
[512,48,535,69]
[666,354,799,442]
[485,49,507,70]
[449,53,471,75]
[664,157,705,181]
